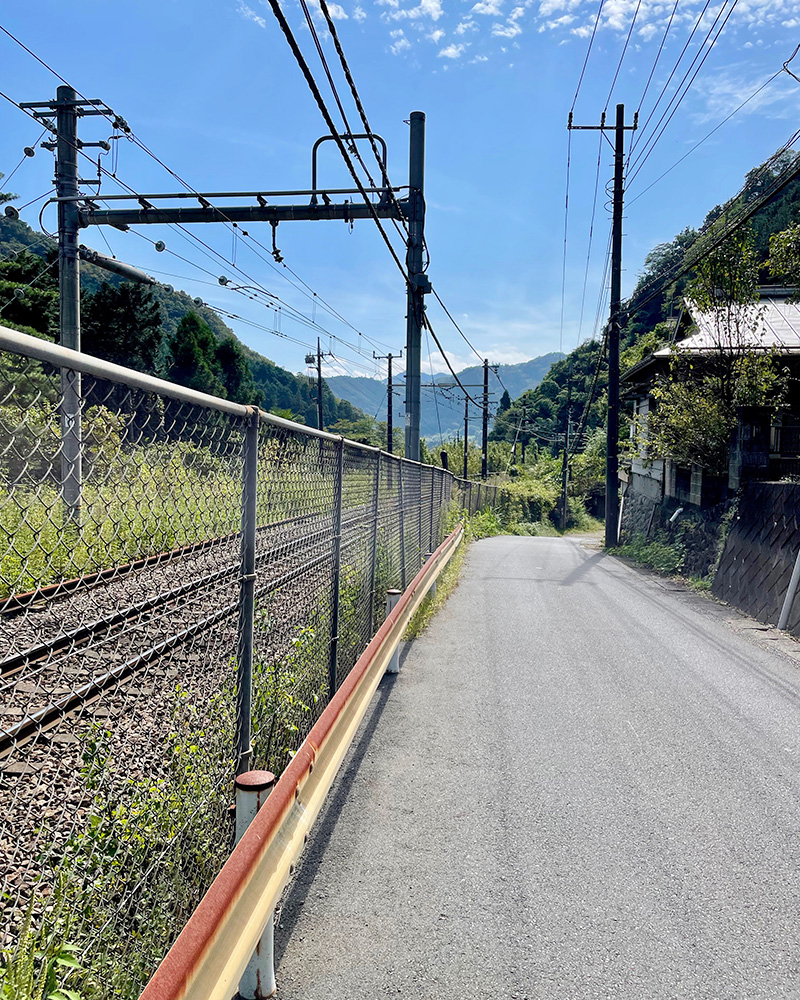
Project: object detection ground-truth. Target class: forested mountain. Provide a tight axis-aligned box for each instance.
[326,353,563,442]
[0,210,363,427]
[491,148,800,453]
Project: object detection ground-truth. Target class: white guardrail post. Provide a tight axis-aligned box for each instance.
[235,771,277,999]
[385,589,402,673]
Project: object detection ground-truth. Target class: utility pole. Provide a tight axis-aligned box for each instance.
[481,359,489,480]
[374,351,401,453]
[305,339,332,431]
[569,104,636,547]
[404,112,431,464]
[561,410,572,530]
[21,88,118,525]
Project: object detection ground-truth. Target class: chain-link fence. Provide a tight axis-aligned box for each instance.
[0,325,500,999]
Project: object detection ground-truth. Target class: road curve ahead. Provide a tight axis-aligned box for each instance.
[275,535,800,999]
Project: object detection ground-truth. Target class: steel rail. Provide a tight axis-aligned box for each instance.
[138,524,464,1000]
[1,505,366,615]
[0,601,239,758]
[0,515,380,756]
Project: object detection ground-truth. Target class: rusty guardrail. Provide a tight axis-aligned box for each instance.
[138,523,464,1000]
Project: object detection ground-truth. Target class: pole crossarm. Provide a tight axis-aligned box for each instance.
[79,200,409,228]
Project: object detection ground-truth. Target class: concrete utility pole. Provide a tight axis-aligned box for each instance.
[569,104,636,547]
[55,87,81,524]
[404,112,430,464]
[305,339,331,431]
[374,351,399,453]
[21,88,119,525]
[561,409,572,530]
[481,359,489,480]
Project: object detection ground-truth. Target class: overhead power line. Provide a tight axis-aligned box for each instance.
[263,0,409,283]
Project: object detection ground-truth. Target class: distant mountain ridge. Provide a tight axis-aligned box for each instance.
[326,353,564,442]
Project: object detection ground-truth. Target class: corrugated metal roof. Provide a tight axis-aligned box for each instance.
[654,292,800,356]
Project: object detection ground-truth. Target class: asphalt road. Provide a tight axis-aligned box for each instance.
[274,535,800,999]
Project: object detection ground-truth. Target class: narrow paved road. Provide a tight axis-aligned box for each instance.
[275,535,800,999]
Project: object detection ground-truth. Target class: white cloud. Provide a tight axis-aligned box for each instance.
[387,0,444,19]
[429,27,446,40]
[472,53,490,61]
[439,41,467,56]
[353,4,367,18]
[237,1,266,28]
[492,19,522,35]
[306,0,349,18]
[471,0,504,14]
[390,28,413,51]
[455,18,478,32]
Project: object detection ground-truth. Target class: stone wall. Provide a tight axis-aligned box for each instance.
[620,485,734,579]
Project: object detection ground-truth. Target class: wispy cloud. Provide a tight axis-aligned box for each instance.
[386,0,445,20]
[237,1,266,28]
[439,41,467,57]
[353,4,367,18]
[471,0,504,15]
[455,18,478,33]
[492,19,522,36]
[429,27,446,41]
[389,27,413,50]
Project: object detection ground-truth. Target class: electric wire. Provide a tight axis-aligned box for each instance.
[632,0,681,121]
[559,128,571,357]
[570,0,606,112]
[0,34,394,359]
[429,286,484,365]
[0,254,58,316]
[316,0,410,241]
[627,68,783,205]
[421,313,482,408]
[604,0,644,112]
[577,135,606,346]
[1,128,46,190]
[627,0,738,181]
[264,0,409,283]
[627,138,800,322]
[424,325,444,442]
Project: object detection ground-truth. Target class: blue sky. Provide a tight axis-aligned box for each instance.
[1,0,799,389]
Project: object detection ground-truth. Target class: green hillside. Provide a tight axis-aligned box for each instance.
[0,211,363,428]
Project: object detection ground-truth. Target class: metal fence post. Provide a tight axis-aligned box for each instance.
[235,770,277,999]
[236,408,259,776]
[368,452,381,633]
[429,467,436,553]
[328,438,344,697]
[417,465,424,575]
[398,461,407,591]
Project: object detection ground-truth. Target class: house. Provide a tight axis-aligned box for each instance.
[621,288,800,508]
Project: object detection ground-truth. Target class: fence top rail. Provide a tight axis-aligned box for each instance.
[0,323,251,418]
[0,324,461,478]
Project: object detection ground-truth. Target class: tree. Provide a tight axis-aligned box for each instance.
[215,336,262,405]
[82,281,163,372]
[0,172,17,206]
[768,221,800,293]
[647,228,786,474]
[498,389,511,413]
[167,313,226,398]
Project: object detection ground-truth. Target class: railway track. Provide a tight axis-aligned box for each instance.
[0,504,379,760]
